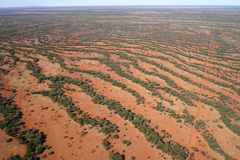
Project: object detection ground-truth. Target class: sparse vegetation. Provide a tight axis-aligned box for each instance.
[0,6,239,160]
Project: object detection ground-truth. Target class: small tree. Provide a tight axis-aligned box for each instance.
[109,151,124,160]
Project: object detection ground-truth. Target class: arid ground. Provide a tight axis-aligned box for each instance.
[0,6,240,160]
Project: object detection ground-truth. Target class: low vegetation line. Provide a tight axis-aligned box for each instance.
[0,95,47,159]
[26,57,189,159]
